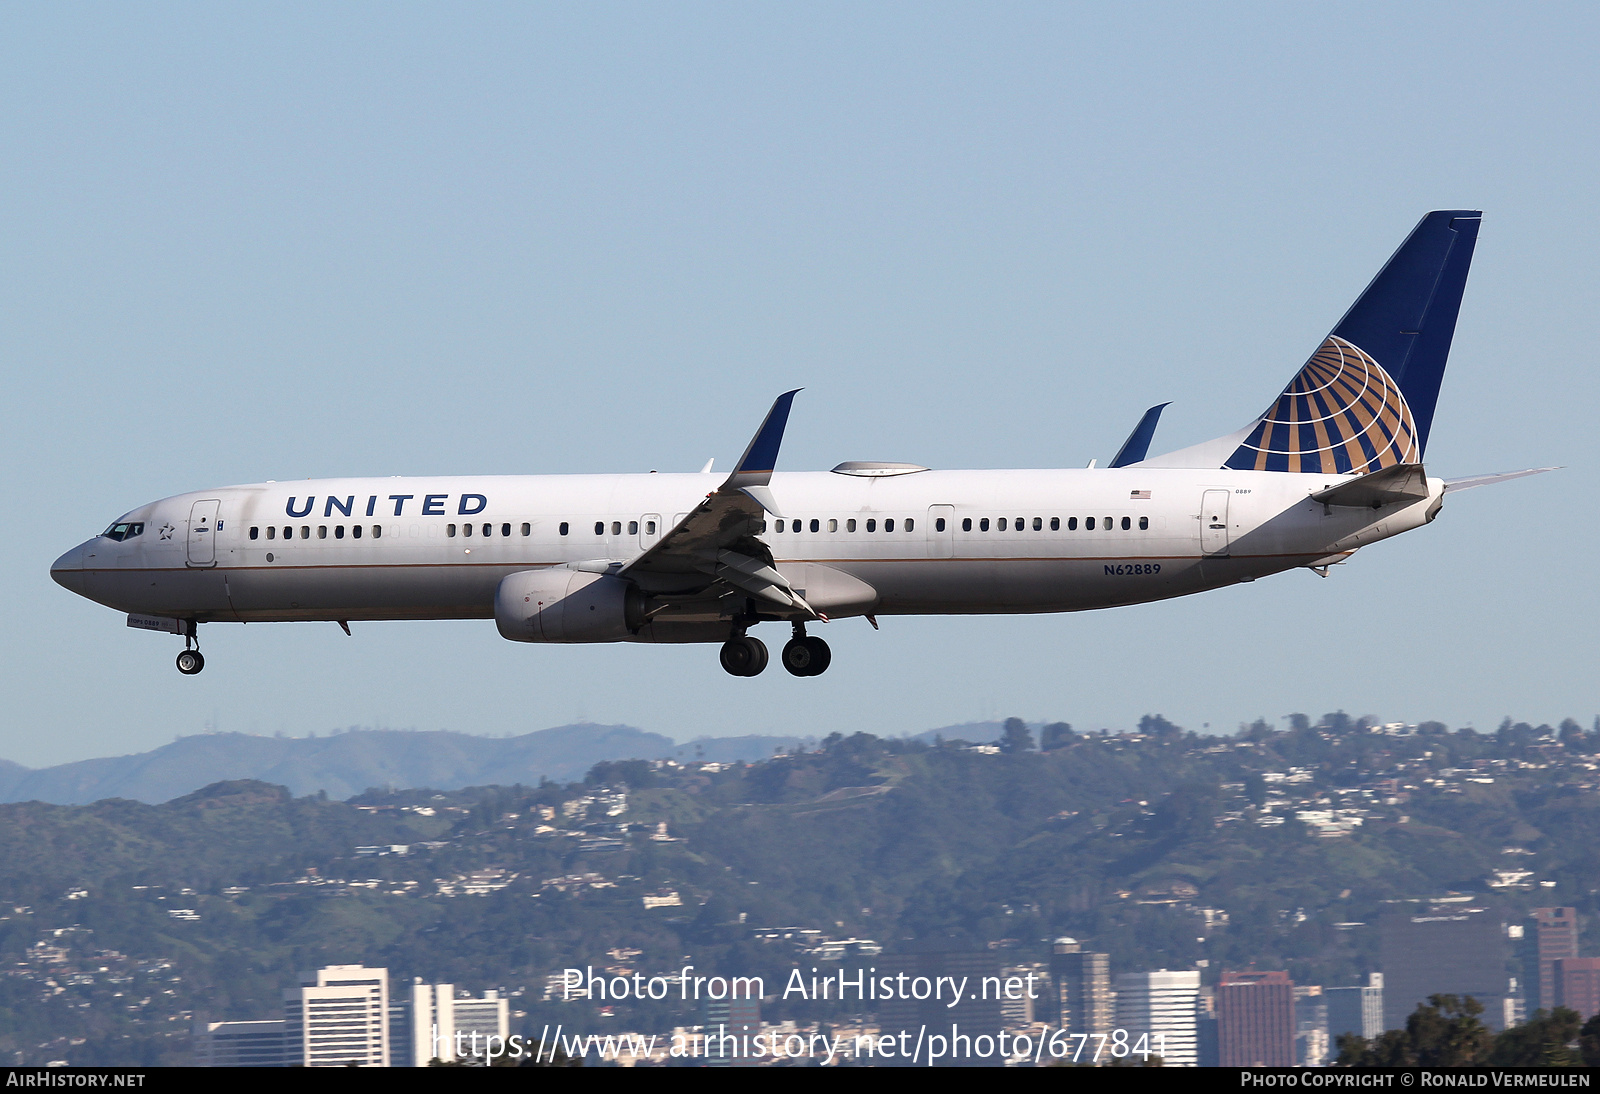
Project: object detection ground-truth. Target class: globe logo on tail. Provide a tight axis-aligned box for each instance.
[1225,335,1420,474]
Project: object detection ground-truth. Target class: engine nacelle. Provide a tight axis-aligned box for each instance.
[494,569,645,643]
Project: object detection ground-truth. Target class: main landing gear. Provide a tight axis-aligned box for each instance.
[719,624,831,678]
[176,621,204,675]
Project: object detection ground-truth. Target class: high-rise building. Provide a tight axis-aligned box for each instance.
[1217,970,1295,1067]
[1295,985,1329,1068]
[397,980,511,1066]
[702,985,762,1067]
[1380,902,1512,1031]
[1001,961,1048,1027]
[1534,908,1581,1011]
[284,964,390,1067]
[193,1020,288,1067]
[1049,939,1112,1038]
[1325,973,1384,1046]
[1114,969,1199,1067]
[1554,958,1600,1021]
[876,952,1004,1067]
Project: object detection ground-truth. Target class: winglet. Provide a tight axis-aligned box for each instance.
[724,390,801,490]
[1109,403,1170,468]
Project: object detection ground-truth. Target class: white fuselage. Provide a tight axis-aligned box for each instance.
[51,466,1444,636]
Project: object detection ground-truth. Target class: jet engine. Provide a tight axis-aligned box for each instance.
[494,569,645,643]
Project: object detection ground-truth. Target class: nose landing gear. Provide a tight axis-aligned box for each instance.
[175,621,204,675]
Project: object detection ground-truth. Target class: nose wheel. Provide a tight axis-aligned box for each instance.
[176,622,204,675]
[719,636,769,677]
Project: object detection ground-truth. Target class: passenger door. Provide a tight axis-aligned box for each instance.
[187,499,221,567]
[928,505,955,558]
[639,513,662,551]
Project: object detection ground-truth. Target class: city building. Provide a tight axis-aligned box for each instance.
[1001,961,1048,1027]
[1534,908,1581,1012]
[284,964,391,1067]
[1114,969,1199,1067]
[702,986,761,1067]
[1295,985,1329,1068]
[193,1020,288,1067]
[398,980,511,1066]
[1554,958,1600,1021]
[877,952,1004,1067]
[1049,939,1112,1039]
[1380,902,1512,1031]
[1217,970,1295,1067]
[1325,973,1384,1046]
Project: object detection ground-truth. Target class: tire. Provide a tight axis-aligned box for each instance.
[802,635,831,676]
[720,637,767,677]
[782,638,815,677]
[745,636,769,676]
[176,650,205,675]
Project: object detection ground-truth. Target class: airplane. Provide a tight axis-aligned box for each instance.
[52,210,1551,679]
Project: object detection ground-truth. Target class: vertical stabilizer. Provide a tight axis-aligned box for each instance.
[1222,211,1481,473]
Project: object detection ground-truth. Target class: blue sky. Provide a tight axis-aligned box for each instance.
[3,3,1596,767]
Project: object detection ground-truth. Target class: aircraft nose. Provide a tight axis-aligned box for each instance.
[51,542,88,594]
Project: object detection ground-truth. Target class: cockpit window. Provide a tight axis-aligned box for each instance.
[102,522,145,542]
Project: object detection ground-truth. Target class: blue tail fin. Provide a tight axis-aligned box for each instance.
[1225,211,1481,473]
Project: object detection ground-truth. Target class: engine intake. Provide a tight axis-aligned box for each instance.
[495,569,645,643]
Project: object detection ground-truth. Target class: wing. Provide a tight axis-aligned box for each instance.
[620,390,820,619]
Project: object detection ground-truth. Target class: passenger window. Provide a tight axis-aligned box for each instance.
[250,527,259,540]
[447,524,457,537]
[282,527,291,539]
[774,519,784,532]
[1086,517,1095,530]
[1050,517,1060,531]
[353,525,363,539]
[372,526,382,539]
[791,520,800,533]
[1068,517,1077,530]
[318,526,328,539]
[809,519,819,533]
[1103,517,1112,530]
[828,519,838,532]
[266,527,275,540]
[866,519,877,532]
[482,523,490,537]
[611,522,621,535]
[1033,517,1042,531]
[594,522,604,535]
[1139,516,1149,530]
[646,520,656,535]
[884,518,894,532]
[962,518,972,531]
[847,519,857,532]
[335,526,345,539]
[980,518,990,531]
[629,520,639,535]
[759,520,768,533]
[936,517,946,532]
[905,518,914,532]
[1122,516,1131,530]
[463,523,472,537]
[301,527,310,539]
[998,518,1007,531]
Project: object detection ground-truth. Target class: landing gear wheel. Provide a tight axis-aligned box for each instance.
[176,649,205,675]
[782,636,832,677]
[719,636,769,677]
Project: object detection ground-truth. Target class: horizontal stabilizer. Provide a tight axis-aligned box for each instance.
[1109,403,1170,468]
[1311,463,1429,508]
[1443,467,1559,493]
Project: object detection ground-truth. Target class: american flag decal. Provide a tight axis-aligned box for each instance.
[1130,490,1151,500]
